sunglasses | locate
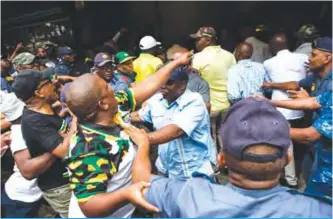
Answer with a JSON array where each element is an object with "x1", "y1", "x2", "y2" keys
[
  {"x1": 37, "y1": 75, "x2": 57, "y2": 89},
  {"x1": 37, "y1": 79, "x2": 51, "y2": 89}
]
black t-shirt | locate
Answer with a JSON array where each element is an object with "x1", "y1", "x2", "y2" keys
[{"x1": 21, "y1": 108, "x2": 69, "y2": 191}]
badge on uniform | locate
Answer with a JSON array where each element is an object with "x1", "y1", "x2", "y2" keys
[{"x1": 311, "y1": 83, "x2": 316, "y2": 92}]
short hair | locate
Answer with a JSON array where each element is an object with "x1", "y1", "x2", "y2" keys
[{"x1": 224, "y1": 144, "x2": 286, "y2": 181}]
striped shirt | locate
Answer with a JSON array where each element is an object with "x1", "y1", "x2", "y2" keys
[{"x1": 227, "y1": 59, "x2": 266, "y2": 104}]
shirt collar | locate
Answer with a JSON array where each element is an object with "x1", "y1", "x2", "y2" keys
[
  {"x1": 276, "y1": 49, "x2": 290, "y2": 56},
  {"x1": 202, "y1": 45, "x2": 221, "y2": 52},
  {"x1": 323, "y1": 69, "x2": 332, "y2": 80},
  {"x1": 79, "y1": 122, "x2": 122, "y2": 137},
  {"x1": 226, "y1": 183, "x2": 289, "y2": 198},
  {"x1": 237, "y1": 59, "x2": 252, "y2": 64},
  {"x1": 297, "y1": 42, "x2": 312, "y2": 49},
  {"x1": 140, "y1": 53, "x2": 155, "y2": 58}
]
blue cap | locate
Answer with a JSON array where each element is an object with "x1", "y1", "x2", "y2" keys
[
  {"x1": 220, "y1": 97, "x2": 291, "y2": 163},
  {"x1": 312, "y1": 37, "x2": 332, "y2": 53},
  {"x1": 169, "y1": 66, "x2": 189, "y2": 81},
  {"x1": 58, "y1": 47, "x2": 74, "y2": 57}
]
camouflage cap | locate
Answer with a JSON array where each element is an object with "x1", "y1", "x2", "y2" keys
[
  {"x1": 296, "y1": 24, "x2": 319, "y2": 40},
  {"x1": 255, "y1": 24, "x2": 269, "y2": 32},
  {"x1": 12, "y1": 52, "x2": 36, "y2": 69},
  {"x1": 190, "y1": 26, "x2": 216, "y2": 39},
  {"x1": 35, "y1": 41, "x2": 58, "y2": 50}
]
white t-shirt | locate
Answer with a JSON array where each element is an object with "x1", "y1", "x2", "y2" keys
[
  {"x1": 5, "y1": 124, "x2": 43, "y2": 203},
  {"x1": 68, "y1": 134, "x2": 137, "y2": 218},
  {"x1": 264, "y1": 50, "x2": 308, "y2": 120}
]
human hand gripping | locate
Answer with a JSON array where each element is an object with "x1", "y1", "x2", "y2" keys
[
  {"x1": 1, "y1": 131, "x2": 11, "y2": 157},
  {"x1": 124, "y1": 125, "x2": 149, "y2": 148},
  {"x1": 287, "y1": 87, "x2": 310, "y2": 99},
  {"x1": 262, "y1": 82, "x2": 273, "y2": 89},
  {"x1": 126, "y1": 181, "x2": 159, "y2": 213}
]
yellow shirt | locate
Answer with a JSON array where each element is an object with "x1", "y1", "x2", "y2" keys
[
  {"x1": 192, "y1": 46, "x2": 236, "y2": 112},
  {"x1": 133, "y1": 53, "x2": 163, "y2": 83}
]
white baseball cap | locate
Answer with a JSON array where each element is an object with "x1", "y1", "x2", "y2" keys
[{"x1": 139, "y1": 36, "x2": 161, "y2": 50}]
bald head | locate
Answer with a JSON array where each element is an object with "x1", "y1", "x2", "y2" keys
[
  {"x1": 167, "y1": 45, "x2": 189, "y2": 60},
  {"x1": 65, "y1": 74, "x2": 105, "y2": 121},
  {"x1": 235, "y1": 42, "x2": 253, "y2": 61},
  {"x1": 269, "y1": 33, "x2": 288, "y2": 55}
]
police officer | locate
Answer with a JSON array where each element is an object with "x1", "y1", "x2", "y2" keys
[
  {"x1": 262, "y1": 37, "x2": 332, "y2": 200},
  {"x1": 54, "y1": 47, "x2": 75, "y2": 76}
]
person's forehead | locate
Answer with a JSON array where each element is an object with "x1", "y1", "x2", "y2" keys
[
  {"x1": 100, "y1": 62, "x2": 113, "y2": 68},
  {"x1": 312, "y1": 48, "x2": 324, "y2": 56},
  {"x1": 120, "y1": 60, "x2": 133, "y2": 66}
]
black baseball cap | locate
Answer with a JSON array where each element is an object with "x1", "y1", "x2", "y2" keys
[
  {"x1": 220, "y1": 97, "x2": 291, "y2": 163},
  {"x1": 12, "y1": 68, "x2": 55, "y2": 102}
]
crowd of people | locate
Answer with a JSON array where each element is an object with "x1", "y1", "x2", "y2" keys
[{"x1": 0, "y1": 23, "x2": 332, "y2": 218}]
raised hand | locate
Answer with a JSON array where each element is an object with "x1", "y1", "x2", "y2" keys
[{"x1": 175, "y1": 50, "x2": 194, "y2": 66}]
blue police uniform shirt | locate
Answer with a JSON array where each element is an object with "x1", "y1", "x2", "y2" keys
[
  {"x1": 139, "y1": 89, "x2": 217, "y2": 179},
  {"x1": 305, "y1": 91, "x2": 332, "y2": 202},
  {"x1": 54, "y1": 59, "x2": 72, "y2": 76},
  {"x1": 146, "y1": 176, "x2": 332, "y2": 218},
  {"x1": 298, "y1": 70, "x2": 332, "y2": 119}
]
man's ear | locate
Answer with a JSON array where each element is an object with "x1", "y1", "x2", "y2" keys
[
  {"x1": 285, "y1": 150, "x2": 292, "y2": 167},
  {"x1": 217, "y1": 152, "x2": 227, "y2": 169},
  {"x1": 325, "y1": 54, "x2": 332, "y2": 64},
  {"x1": 98, "y1": 99, "x2": 109, "y2": 110},
  {"x1": 181, "y1": 81, "x2": 187, "y2": 90},
  {"x1": 34, "y1": 89, "x2": 44, "y2": 98}
]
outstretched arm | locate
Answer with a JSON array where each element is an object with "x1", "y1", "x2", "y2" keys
[
  {"x1": 271, "y1": 97, "x2": 321, "y2": 110},
  {"x1": 262, "y1": 81, "x2": 299, "y2": 91},
  {"x1": 253, "y1": 94, "x2": 321, "y2": 111},
  {"x1": 290, "y1": 127, "x2": 322, "y2": 144},
  {"x1": 131, "y1": 51, "x2": 193, "y2": 105}
]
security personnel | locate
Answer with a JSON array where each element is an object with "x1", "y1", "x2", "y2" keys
[{"x1": 54, "y1": 47, "x2": 75, "y2": 76}]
